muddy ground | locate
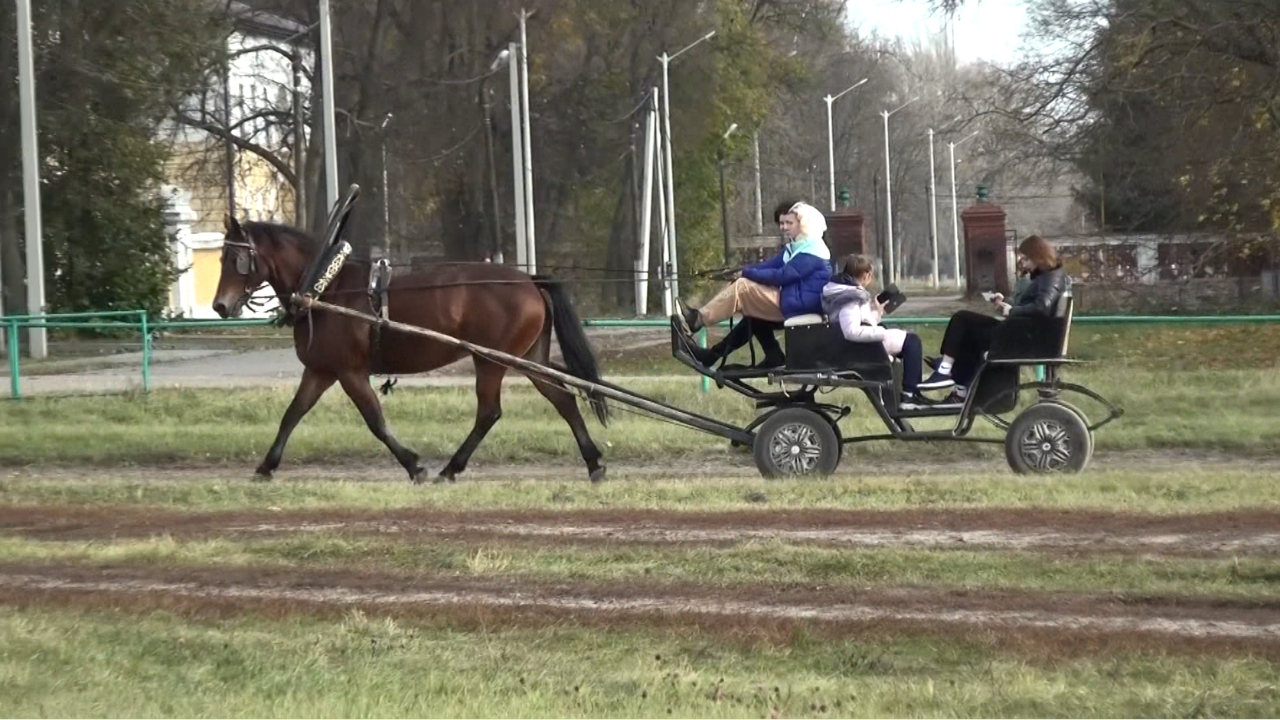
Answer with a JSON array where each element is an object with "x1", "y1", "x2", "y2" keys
[{"x1": 4, "y1": 449, "x2": 1279, "y2": 658}]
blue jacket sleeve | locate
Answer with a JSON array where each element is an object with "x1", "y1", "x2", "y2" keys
[
  {"x1": 741, "y1": 252, "x2": 784, "y2": 278},
  {"x1": 743, "y1": 253, "x2": 824, "y2": 288}
]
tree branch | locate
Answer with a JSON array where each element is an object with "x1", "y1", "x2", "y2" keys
[{"x1": 173, "y1": 109, "x2": 298, "y2": 187}]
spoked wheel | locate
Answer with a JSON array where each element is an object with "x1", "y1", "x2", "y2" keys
[
  {"x1": 752, "y1": 408, "x2": 841, "y2": 479},
  {"x1": 1005, "y1": 402, "x2": 1093, "y2": 475}
]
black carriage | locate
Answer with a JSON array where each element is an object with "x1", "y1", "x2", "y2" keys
[
  {"x1": 670, "y1": 292, "x2": 1123, "y2": 478},
  {"x1": 296, "y1": 185, "x2": 1122, "y2": 481}
]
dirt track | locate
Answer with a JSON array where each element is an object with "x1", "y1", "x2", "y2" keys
[
  {"x1": 5, "y1": 449, "x2": 1280, "y2": 657},
  {"x1": 4, "y1": 448, "x2": 1276, "y2": 483},
  {"x1": 4, "y1": 504, "x2": 1280, "y2": 557},
  {"x1": 2, "y1": 564, "x2": 1279, "y2": 649}
]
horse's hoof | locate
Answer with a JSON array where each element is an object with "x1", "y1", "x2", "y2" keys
[
  {"x1": 253, "y1": 469, "x2": 274, "y2": 483},
  {"x1": 434, "y1": 471, "x2": 457, "y2": 485},
  {"x1": 409, "y1": 466, "x2": 427, "y2": 485},
  {"x1": 589, "y1": 466, "x2": 607, "y2": 483}
]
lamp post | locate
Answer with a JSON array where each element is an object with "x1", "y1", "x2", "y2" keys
[
  {"x1": 380, "y1": 113, "x2": 393, "y2": 258},
  {"x1": 507, "y1": 41, "x2": 527, "y2": 271},
  {"x1": 949, "y1": 130, "x2": 979, "y2": 288},
  {"x1": 318, "y1": 0, "x2": 339, "y2": 211},
  {"x1": 927, "y1": 127, "x2": 938, "y2": 287},
  {"x1": 15, "y1": 0, "x2": 45, "y2": 356},
  {"x1": 517, "y1": 8, "x2": 536, "y2": 273},
  {"x1": 881, "y1": 95, "x2": 918, "y2": 284},
  {"x1": 658, "y1": 29, "x2": 716, "y2": 302},
  {"x1": 823, "y1": 77, "x2": 868, "y2": 211},
  {"x1": 717, "y1": 123, "x2": 739, "y2": 264},
  {"x1": 483, "y1": 48, "x2": 510, "y2": 263}
]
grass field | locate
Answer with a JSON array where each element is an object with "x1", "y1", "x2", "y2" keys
[
  {"x1": 2, "y1": 465, "x2": 1280, "y2": 716},
  {"x1": 0, "y1": 323, "x2": 1278, "y2": 716},
  {"x1": 4, "y1": 607, "x2": 1279, "y2": 718},
  {"x1": 0, "y1": 364, "x2": 1274, "y2": 466}
]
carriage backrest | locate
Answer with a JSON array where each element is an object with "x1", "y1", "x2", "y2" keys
[
  {"x1": 1057, "y1": 286, "x2": 1074, "y2": 356},
  {"x1": 784, "y1": 321, "x2": 895, "y2": 381},
  {"x1": 987, "y1": 280, "x2": 1075, "y2": 362}
]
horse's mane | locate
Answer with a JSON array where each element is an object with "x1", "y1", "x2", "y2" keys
[{"x1": 242, "y1": 221, "x2": 320, "y2": 255}]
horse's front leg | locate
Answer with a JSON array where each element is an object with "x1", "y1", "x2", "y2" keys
[
  {"x1": 337, "y1": 371, "x2": 426, "y2": 482},
  {"x1": 257, "y1": 368, "x2": 336, "y2": 480}
]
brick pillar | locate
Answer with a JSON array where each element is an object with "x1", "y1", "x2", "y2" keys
[
  {"x1": 961, "y1": 185, "x2": 1010, "y2": 297},
  {"x1": 824, "y1": 208, "x2": 867, "y2": 264}
]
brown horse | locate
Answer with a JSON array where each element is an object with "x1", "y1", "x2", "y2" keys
[{"x1": 211, "y1": 217, "x2": 608, "y2": 482}]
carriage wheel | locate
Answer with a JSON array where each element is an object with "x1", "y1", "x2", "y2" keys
[
  {"x1": 752, "y1": 408, "x2": 841, "y2": 479},
  {"x1": 1005, "y1": 402, "x2": 1092, "y2": 475}
]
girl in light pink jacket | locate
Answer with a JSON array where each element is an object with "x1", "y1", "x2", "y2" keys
[{"x1": 821, "y1": 255, "x2": 925, "y2": 409}]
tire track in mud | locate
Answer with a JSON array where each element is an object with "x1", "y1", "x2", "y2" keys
[
  {"x1": 5, "y1": 505, "x2": 1280, "y2": 557},
  {"x1": 2, "y1": 568, "x2": 1279, "y2": 642},
  {"x1": 234, "y1": 519, "x2": 1280, "y2": 555},
  {"x1": 6, "y1": 448, "x2": 1280, "y2": 483}
]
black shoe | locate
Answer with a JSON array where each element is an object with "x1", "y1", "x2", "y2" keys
[
  {"x1": 689, "y1": 343, "x2": 720, "y2": 366},
  {"x1": 671, "y1": 313, "x2": 691, "y2": 337},
  {"x1": 899, "y1": 391, "x2": 926, "y2": 410},
  {"x1": 919, "y1": 370, "x2": 955, "y2": 391},
  {"x1": 677, "y1": 299, "x2": 704, "y2": 333},
  {"x1": 754, "y1": 352, "x2": 786, "y2": 369},
  {"x1": 936, "y1": 390, "x2": 968, "y2": 407}
]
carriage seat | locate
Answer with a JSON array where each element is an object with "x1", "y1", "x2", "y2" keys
[
  {"x1": 782, "y1": 320, "x2": 895, "y2": 382},
  {"x1": 986, "y1": 285, "x2": 1075, "y2": 363},
  {"x1": 783, "y1": 313, "x2": 826, "y2": 327}
]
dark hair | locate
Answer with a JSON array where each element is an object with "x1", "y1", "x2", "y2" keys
[
  {"x1": 840, "y1": 254, "x2": 874, "y2": 280},
  {"x1": 772, "y1": 199, "x2": 800, "y2": 224},
  {"x1": 1018, "y1": 234, "x2": 1058, "y2": 271}
]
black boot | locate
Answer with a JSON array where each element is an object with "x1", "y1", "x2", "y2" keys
[
  {"x1": 677, "y1": 299, "x2": 704, "y2": 333},
  {"x1": 689, "y1": 342, "x2": 720, "y2": 367},
  {"x1": 753, "y1": 322, "x2": 786, "y2": 368},
  {"x1": 755, "y1": 351, "x2": 786, "y2": 369}
]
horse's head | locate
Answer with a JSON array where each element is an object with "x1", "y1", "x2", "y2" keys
[{"x1": 212, "y1": 216, "x2": 271, "y2": 318}]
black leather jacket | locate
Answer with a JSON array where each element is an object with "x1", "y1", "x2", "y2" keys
[{"x1": 1008, "y1": 265, "x2": 1067, "y2": 318}]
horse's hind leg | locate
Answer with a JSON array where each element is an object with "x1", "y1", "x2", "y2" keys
[
  {"x1": 527, "y1": 376, "x2": 605, "y2": 482},
  {"x1": 257, "y1": 367, "x2": 335, "y2": 480},
  {"x1": 438, "y1": 359, "x2": 506, "y2": 482},
  {"x1": 337, "y1": 372, "x2": 426, "y2": 482}
]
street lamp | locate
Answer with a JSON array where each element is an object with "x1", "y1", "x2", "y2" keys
[
  {"x1": 926, "y1": 127, "x2": 937, "y2": 288},
  {"x1": 380, "y1": 113, "x2": 393, "y2": 258},
  {"x1": 718, "y1": 123, "x2": 739, "y2": 264},
  {"x1": 949, "y1": 130, "x2": 979, "y2": 289},
  {"x1": 881, "y1": 95, "x2": 918, "y2": 284},
  {"x1": 659, "y1": 29, "x2": 716, "y2": 303},
  {"x1": 823, "y1": 77, "x2": 868, "y2": 211}
]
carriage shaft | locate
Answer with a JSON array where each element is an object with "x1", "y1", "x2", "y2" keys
[{"x1": 293, "y1": 295, "x2": 755, "y2": 445}]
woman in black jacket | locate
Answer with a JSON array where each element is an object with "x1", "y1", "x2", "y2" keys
[{"x1": 919, "y1": 235, "x2": 1068, "y2": 403}]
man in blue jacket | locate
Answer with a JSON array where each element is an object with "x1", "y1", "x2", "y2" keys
[{"x1": 675, "y1": 201, "x2": 832, "y2": 339}]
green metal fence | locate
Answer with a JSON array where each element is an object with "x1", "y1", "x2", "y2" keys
[{"x1": 3, "y1": 310, "x2": 1280, "y2": 398}]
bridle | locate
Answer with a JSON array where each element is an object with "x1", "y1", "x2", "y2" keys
[
  {"x1": 222, "y1": 234, "x2": 258, "y2": 276},
  {"x1": 220, "y1": 232, "x2": 268, "y2": 316}
]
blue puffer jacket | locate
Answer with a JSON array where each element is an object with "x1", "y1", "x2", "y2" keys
[{"x1": 741, "y1": 250, "x2": 832, "y2": 318}]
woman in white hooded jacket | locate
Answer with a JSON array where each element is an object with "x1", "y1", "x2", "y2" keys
[{"x1": 820, "y1": 255, "x2": 925, "y2": 408}]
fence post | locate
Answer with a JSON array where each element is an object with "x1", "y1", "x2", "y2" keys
[
  {"x1": 7, "y1": 319, "x2": 19, "y2": 399},
  {"x1": 140, "y1": 311, "x2": 151, "y2": 393}
]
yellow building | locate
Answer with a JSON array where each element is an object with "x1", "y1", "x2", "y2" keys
[{"x1": 162, "y1": 4, "x2": 307, "y2": 319}]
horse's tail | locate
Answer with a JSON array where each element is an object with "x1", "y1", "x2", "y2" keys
[{"x1": 533, "y1": 276, "x2": 609, "y2": 426}]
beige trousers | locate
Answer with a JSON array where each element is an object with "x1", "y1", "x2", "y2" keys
[{"x1": 698, "y1": 278, "x2": 785, "y2": 325}]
